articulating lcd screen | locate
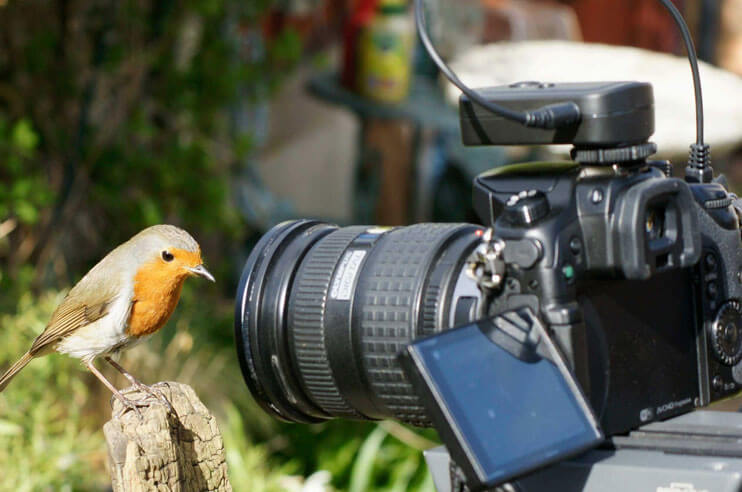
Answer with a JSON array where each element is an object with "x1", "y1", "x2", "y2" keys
[{"x1": 409, "y1": 321, "x2": 602, "y2": 486}]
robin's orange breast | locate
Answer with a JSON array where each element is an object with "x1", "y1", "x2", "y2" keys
[{"x1": 127, "y1": 261, "x2": 188, "y2": 337}]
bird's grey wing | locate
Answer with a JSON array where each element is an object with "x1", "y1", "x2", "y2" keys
[{"x1": 29, "y1": 265, "x2": 129, "y2": 355}]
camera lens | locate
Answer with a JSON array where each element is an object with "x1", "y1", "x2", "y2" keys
[{"x1": 235, "y1": 220, "x2": 483, "y2": 425}]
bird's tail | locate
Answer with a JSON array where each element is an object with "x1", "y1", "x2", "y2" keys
[{"x1": 0, "y1": 352, "x2": 33, "y2": 392}]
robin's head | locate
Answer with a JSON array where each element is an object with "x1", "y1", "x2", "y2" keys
[{"x1": 129, "y1": 225, "x2": 215, "y2": 283}]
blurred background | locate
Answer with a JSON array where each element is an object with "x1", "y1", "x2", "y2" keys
[{"x1": 0, "y1": 0, "x2": 740, "y2": 490}]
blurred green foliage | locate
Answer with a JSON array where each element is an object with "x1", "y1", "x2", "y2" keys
[
  {"x1": 0, "y1": 0, "x2": 275, "y2": 290},
  {"x1": 0, "y1": 291, "x2": 107, "y2": 491},
  {"x1": 0, "y1": 119, "x2": 51, "y2": 226},
  {"x1": 0, "y1": 0, "x2": 437, "y2": 489}
]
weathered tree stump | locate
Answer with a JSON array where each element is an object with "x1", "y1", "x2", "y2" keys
[{"x1": 103, "y1": 382, "x2": 232, "y2": 492}]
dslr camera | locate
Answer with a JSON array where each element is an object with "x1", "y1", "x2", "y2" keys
[{"x1": 234, "y1": 2, "x2": 742, "y2": 490}]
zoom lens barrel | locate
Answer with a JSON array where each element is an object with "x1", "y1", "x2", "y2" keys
[{"x1": 235, "y1": 220, "x2": 483, "y2": 425}]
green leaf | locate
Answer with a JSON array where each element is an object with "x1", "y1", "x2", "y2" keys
[
  {"x1": 11, "y1": 178, "x2": 33, "y2": 198},
  {"x1": 139, "y1": 198, "x2": 163, "y2": 225},
  {"x1": 10, "y1": 119, "x2": 38, "y2": 153},
  {"x1": 269, "y1": 27, "x2": 302, "y2": 65},
  {"x1": 349, "y1": 426, "x2": 388, "y2": 492},
  {"x1": 14, "y1": 201, "x2": 38, "y2": 224},
  {"x1": 0, "y1": 419, "x2": 22, "y2": 436}
]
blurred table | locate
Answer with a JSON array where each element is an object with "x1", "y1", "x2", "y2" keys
[
  {"x1": 307, "y1": 73, "x2": 461, "y2": 225},
  {"x1": 308, "y1": 72, "x2": 459, "y2": 131}
]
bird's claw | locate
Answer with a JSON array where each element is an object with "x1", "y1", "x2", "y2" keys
[
  {"x1": 111, "y1": 395, "x2": 148, "y2": 421},
  {"x1": 122, "y1": 382, "x2": 176, "y2": 415},
  {"x1": 146, "y1": 386, "x2": 176, "y2": 415}
]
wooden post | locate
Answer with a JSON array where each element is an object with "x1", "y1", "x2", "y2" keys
[{"x1": 103, "y1": 382, "x2": 232, "y2": 492}]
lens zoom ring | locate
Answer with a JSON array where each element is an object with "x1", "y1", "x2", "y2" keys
[
  {"x1": 360, "y1": 224, "x2": 469, "y2": 425},
  {"x1": 290, "y1": 227, "x2": 367, "y2": 418}
]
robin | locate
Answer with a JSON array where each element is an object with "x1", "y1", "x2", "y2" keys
[{"x1": 0, "y1": 224, "x2": 215, "y2": 416}]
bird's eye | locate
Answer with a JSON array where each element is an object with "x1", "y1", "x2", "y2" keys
[{"x1": 162, "y1": 250, "x2": 175, "y2": 262}]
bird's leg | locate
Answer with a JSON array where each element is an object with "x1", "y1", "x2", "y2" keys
[
  {"x1": 85, "y1": 361, "x2": 144, "y2": 420},
  {"x1": 104, "y1": 356, "x2": 175, "y2": 414}
]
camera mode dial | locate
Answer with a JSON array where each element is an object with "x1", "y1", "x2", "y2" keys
[
  {"x1": 710, "y1": 301, "x2": 742, "y2": 366},
  {"x1": 503, "y1": 190, "x2": 550, "y2": 226}
]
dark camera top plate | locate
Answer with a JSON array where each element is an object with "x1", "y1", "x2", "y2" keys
[{"x1": 460, "y1": 81, "x2": 655, "y2": 147}]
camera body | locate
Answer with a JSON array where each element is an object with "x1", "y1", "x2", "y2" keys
[
  {"x1": 235, "y1": 79, "x2": 742, "y2": 489},
  {"x1": 450, "y1": 81, "x2": 742, "y2": 436},
  {"x1": 469, "y1": 153, "x2": 742, "y2": 436}
]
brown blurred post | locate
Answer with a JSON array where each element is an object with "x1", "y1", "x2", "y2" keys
[
  {"x1": 103, "y1": 382, "x2": 232, "y2": 492},
  {"x1": 364, "y1": 120, "x2": 415, "y2": 226}
]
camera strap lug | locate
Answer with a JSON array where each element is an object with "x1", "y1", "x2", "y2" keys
[{"x1": 466, "y1": 228, "x2": 506, "y2": 293}]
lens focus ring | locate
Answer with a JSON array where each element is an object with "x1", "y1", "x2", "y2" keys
[
  {"x1": 289, "y1": 227, "x2": 369, "y2": 419},
  {"x1": 357, "y1": 224, "x2": 475, "y2": 425}
]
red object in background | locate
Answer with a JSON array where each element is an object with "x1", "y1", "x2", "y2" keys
[
  {"x1": 341, "y1": 0, "x2": 380, "y2": 90},
  {"x1": 568, "y1": 0, "x2": 682, "y2": 53},
  {"x1": 262, "y1": 0, "x2": 349, "y2": 52}
]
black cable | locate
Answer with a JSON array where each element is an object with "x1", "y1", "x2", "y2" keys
[
  {"x1": 414, "y1": 0, "x2": 710, "y2": 175},
  {"x1": 413, "y1": 0, "x2": 525, "y2": 124},
  {"x1": 655, "y1": 0, "x2": 712, "y2": 181},
  {"x1": 657, "y1": 0, "x2": 704, "y2": 145},
  {"x1": 413, "y1": 0, "x2": 580, "y2": 130}
]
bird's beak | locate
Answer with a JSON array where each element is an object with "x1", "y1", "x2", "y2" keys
[{"x1": 187, "y1": 264, "x2": 215, "y2": 282}]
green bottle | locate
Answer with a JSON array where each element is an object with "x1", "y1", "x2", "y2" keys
[{"x1": 358, "y1": 0, "x2": 415, "y2": 103}]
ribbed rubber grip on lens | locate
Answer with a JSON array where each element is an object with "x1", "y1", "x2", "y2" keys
[
  {"x1": 358, "y1": 224, "x2": 472, "y2": 425},
  {"x1": 289, "y1": 227, "x2": 368, "y2": 418}
]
